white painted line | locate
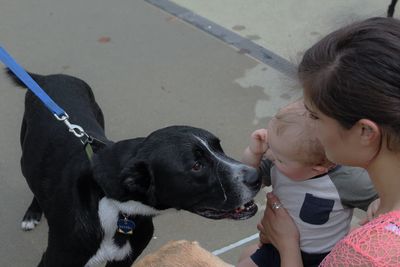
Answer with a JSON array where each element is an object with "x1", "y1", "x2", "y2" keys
[{"x1": 212, "y1": 233, "x2": 259, "y2": 256}]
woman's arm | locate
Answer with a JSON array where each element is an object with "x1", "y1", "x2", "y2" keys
[{"x1": 279, "y1": 244, "x2": 303, "y2": 267}]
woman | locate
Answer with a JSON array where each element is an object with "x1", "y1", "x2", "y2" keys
[{"x1": 261, "y1": 17, "x2": 400, "y2": 266}]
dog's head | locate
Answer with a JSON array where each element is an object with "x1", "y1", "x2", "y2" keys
[{"x1": 92, "y1": 126, "x2": 261, "y2": 220}]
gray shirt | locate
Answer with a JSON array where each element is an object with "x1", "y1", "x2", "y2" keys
[{"x1": 259, "y1": 160, "x2": 378, "y2": 253}]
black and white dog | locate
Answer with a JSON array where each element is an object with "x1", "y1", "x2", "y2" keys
[{"x1": 8, "y1": 71, "x2": 260, "y2": 267}]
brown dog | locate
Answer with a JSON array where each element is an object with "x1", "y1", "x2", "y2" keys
[{"x1": 133, "y1": 240, "x2": 232, "y2": 267}]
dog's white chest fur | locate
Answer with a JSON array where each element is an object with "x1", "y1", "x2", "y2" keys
[{"x1": 85, "y1": 197, "x2": 160, "y2": 267}]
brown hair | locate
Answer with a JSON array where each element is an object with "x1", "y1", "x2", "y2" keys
[{"x1": 299, "y1": 17, "x2": 400, "y2": 150}]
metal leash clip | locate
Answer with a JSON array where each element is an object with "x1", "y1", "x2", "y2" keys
[
  {"x1": 54, "y1": 113, "x2": 89, "y2": 141},
  {"x1": 54, "y1": 113, "x2": 96, "y2": 160}
]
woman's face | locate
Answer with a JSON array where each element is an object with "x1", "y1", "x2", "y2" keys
[{"x1": 303, "y1": 97, "x2": 364, "y2": 166}]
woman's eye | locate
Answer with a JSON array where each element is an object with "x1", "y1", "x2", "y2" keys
[{"x1": 192, "y1": 161, "x2": 203, "y2": 171}]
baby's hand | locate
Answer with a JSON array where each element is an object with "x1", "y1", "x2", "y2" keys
[
  {"x1": 249, "y1": 129, "x2": 269, "y2": 156},
  {"x1": 359, "y1": 198, "x2": 380, "y2": 225},
  {"x1": 242, "y1": 129, "x2": 268, "y2": 168}
]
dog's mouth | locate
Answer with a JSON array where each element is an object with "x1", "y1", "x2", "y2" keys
[{"x1": 193, "y1": 200, "x2": 257, "y2": 220}]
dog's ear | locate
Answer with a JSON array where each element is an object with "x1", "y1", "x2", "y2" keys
[
  {"x1": 121, "y1": 160, "x2": 152, "y2": 194},
  {"x1": 91, "y1": 145, "x2": 155, "y2": 202},
  {"x1": 119, "y1": 159, "x2": 158, "y2": 205}
]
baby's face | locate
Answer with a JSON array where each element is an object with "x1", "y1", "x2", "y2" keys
[{"x1": 265, "y1": 119, "x2": 315, "y2": 181}]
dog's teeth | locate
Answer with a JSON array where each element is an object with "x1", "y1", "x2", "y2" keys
[{"x1": 244, "y1": 202, "x2": 256, "y2": 211}]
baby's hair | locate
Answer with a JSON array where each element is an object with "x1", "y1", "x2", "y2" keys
[
  {"x1": 272, "y1": 104, "x2": 329, "y2": 166},
  {"x1": 299, "y1": 17, "x2": 400, "y2": 151}
]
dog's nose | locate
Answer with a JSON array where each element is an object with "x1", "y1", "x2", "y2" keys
[{"x1": 241, "y1": 167, "x2": 261, "y2": 189}]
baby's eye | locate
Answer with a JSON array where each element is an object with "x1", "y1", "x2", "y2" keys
[{"x1": 308, "y1": 113, "x2": 319, "y2": 120}]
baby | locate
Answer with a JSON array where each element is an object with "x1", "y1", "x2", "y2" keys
[{"x1": 239, "y1": 100, "x2": 377, "y2": 267}]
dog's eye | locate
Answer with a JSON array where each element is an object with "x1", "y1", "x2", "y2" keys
[{"x1": 192, "y1": 161, "x2": 203, "y2": 172}]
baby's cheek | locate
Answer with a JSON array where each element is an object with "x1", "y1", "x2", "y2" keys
[{"x1": 264, "y1": 150, "x2": 274, "y2": 161}]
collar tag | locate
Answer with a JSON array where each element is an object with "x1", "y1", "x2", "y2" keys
[{"x1": 117, "y1": 214, "x2": 135, "y2": 235}]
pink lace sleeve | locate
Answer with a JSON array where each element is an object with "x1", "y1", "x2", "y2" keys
[{"x1": 320, "y1": 210, "x2": 400, "y2": 267}]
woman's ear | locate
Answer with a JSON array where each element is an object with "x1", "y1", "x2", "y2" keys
[{"x1": 358, "y1": 119, "x2": 381, "y2": 146}]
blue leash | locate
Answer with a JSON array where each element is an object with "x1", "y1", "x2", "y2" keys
[
  {"x1": 0, "y1": 46, "x2": 66, "y2": 117},
  {"x1": 0, "y1": 45, "x2": 95, "y2": 159}
]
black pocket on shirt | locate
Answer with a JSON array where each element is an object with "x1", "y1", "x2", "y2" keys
[{"x1": 299, "y1": 193, "x2": 334, "y2": 225}]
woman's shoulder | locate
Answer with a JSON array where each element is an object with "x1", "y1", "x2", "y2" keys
[
  {"x1": 367, "y1": 209, "x2": 400, "y2": 231},
  {"x1": 348, "y1": 209, "x2": 400, "y2": 240},
  {"x1": 322, "y1": 209, "x2": 400, "y2": 266}
]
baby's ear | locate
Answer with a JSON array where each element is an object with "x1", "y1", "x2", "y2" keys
[{"x1": 311, "y1": 165, "x2": 329, "y2": 175}]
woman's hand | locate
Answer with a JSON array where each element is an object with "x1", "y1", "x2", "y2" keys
[{"x1": 258, "y1": 193, "x2": 303, "y2": 266}]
